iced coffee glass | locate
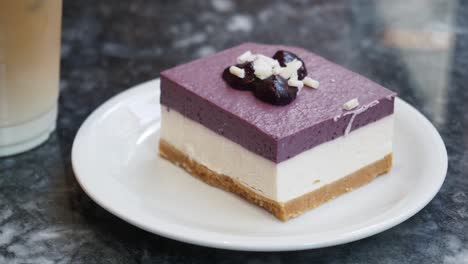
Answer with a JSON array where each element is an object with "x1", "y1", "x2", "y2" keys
[{"x1": 0, "y1": 0, "x2": 62, "y2": 156}]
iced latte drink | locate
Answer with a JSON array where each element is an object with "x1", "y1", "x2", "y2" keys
[{"x1": 0, "y1": 0, "x2": 62, "y2": 156}]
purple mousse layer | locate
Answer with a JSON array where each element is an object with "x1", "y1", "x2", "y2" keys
[{"x1": 160, "y1": 43, "x2": 396, "y2": 163}]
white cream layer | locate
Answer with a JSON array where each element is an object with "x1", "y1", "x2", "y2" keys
[{"x1": 160, "y1": 107, "x2": 393, "y2": 203}]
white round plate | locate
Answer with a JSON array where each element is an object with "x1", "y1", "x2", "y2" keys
[{"x1": 72, "y1": 79, "x2": 447, "y2": 251}]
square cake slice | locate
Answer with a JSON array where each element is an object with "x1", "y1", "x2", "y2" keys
[{"x1": 159, "y1": 43, "x2": 395, "y2": 221}]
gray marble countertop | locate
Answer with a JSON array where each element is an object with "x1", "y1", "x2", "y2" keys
[{"x1": 1, "y1": 0, "x2": 467, "y2": 263}]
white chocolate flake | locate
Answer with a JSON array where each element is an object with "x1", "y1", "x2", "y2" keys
[
  {"x1": 303, "y1": 77, "x2": 319, "y2": 89},
  {"x1": 286, "y1": 59, "x2": 303, "y2": 70},
  {"x1": 253, "y1": 59, "x2": 273, "y2": 80},
  {"x1": 272, "y1": 65, "x2": 283, "y2": 75},
  {"x1": 343, "y1": 98, "x2": 359, "y2": 110},
  {"x1": 256, "y1": 54, "x2": 280, "y2": 67},
  {"x1": 288, "y1": 78, "x2": 304, "y2": 89},
  {"x1": 237, "y1": 50, "x2": 256, "y2": 64},
  {"x1": 279, "y1": 66, "x2": 296, "y2": 79},
  {"x1": 229, "y1": 65, "x2": 245, "y2": 78},
  {"x1": 279, "y1": 59, "x2": 302, "y2": 79}
]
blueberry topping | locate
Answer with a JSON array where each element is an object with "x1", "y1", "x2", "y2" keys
[
  {"x1": 223, "y1": 50, "x2": 308, "y2": 106},
  {"x1": 222, "y1": 62, "x2": 255, "y2": 90},
  {"x1": 253, "y1": 75, "x2": 297, "y2": 106},
  {"x1": 273, "y1": 50, "x2": 307, "y2": 80}
]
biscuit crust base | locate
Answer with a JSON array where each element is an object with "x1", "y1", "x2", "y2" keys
[{"x1": 159, "y1": 139, "x2": 393, "y2": 221}]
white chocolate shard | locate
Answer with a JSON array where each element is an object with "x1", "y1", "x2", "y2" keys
[
  {"x1": 343, "y1": 98, "x2": 360, "y2": 110},
  {"x1": 303, "y1": 77, "x2": 319, "y2": 89},
  {"x1": 253, "y1": 59, "x2": 273, "y2": 80},
  {"x1": 229, "y1": 66, "x2": 245, "y2": 78},
  {"x1": 256, "y1": 54, "x2": 280, "y2": 67},
  {"x1": 286, "y1": 59, "x2": 302, "y2": 70},
  {"x1": 272, "y1": 65, "x2": 283, "y2": 75},
  {"x1": 279, "y1": 66, "x2": 296, "y2": 79},
  {"x1": 279, "y1": 59, "x2": 302, "y2": 79},
  {"x1": 287, "y1": 78, "x2": 304, "y2": 89},
  {"x1": 237, "y1": 50, "x2": 256, "y2": 64}
]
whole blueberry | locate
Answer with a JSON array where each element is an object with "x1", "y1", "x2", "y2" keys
[
  {"x1": 222, "y1": 62, "x2": 255, "y2": 90},
  {"x1": 273, "y1": 50, "x2": 308, "y2": 80},
  {"x1": 253, "y1": 75, "x2": 298, "y2": 106}
]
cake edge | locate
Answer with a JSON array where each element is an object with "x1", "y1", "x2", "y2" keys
[{"x1": 159, "y1": 139, "x2": 393, "y2": 221}]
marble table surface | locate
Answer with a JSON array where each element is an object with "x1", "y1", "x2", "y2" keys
[{"x1": 1, "y1": 0, "x2": 467, "y2": 263}]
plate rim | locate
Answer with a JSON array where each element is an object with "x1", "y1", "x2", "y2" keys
[{"x1": 72, "y1": 78, "x2": 448, "y2": 251}]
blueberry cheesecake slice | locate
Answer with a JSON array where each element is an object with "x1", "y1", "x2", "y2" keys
[{"x1": 159, "y1": 43, "x2": 395, "y2": 221}]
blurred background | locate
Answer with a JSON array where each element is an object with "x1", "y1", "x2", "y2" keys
[
  {"x1": 61, "y1": 0, "x2": 464, "y2": 128},
  {"x1": 1, "y1": 0, "x2": 467, "y2": 263}
]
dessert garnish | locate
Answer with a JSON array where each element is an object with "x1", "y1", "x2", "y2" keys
[
  {"x1": 303, "y1": 77, "x2": 319, "y2": 89},
  {"x1": 223, "y1": 50, "x2": 319, "y2": 106},
  {"x1": 343, "y1": 98, "x2": 359, "y2": 110},
  {"x1": 229, "y1": 66, "x2": 245, "y2": 78},
  {"x1": 237, "y1": 50, "x2": 256, "y2": 64}
]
